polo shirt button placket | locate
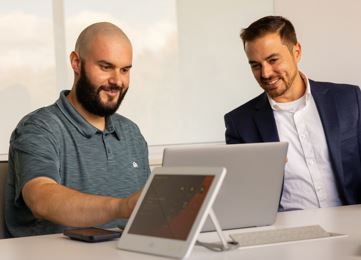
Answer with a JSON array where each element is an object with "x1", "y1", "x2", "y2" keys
[{"x1": 103, "y1": 133, "x2": 112, "y2": 160}]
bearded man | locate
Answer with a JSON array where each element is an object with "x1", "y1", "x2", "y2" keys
[{"x1": 5, "y1": 22, "x2": 150, "y2": 237}]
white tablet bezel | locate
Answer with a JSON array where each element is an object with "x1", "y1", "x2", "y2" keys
[{"x1": 117, "y1": 166, "x2": 226, "y2": 259}]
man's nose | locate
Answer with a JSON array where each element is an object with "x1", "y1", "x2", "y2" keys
[
  {"x1": 109, "y1": 71, "x2": 123, "y2": 87},
  {"x1": 261, "y1": 64, "x2": 273, "y2": 79}
]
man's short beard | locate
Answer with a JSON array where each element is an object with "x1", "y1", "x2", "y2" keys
[{"x1": 75, "y1": 62, "x2": 127, "y2": 117}]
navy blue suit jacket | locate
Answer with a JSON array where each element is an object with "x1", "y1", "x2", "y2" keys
[{"x1": 224, "y1": 79, "x2": 361, "y2": 205}]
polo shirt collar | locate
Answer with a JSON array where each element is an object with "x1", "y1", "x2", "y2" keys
[
  {"x1": 56, "y1": 90, "x2": 120, "y2": 140},
  {"x1": 106, "y1": 117, "x2": 121, "y2": 140}
]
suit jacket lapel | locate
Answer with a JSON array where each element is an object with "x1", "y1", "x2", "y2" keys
[
  {"x1": 254, "y1": 93, "x2": 279, "y2": 142},
  {"x1": 311, "y1": 82, "x2": 345, "y2": 195}
]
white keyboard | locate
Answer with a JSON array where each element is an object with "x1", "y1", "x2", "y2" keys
[{"x1": 231, "y1": 225, "x2": 330, "y2": 247}]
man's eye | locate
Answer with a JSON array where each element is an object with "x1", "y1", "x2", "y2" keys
[
  {"x1": 100, "y1": 65, "x2": 112, "y2": 70},
  {"x1": 269, "y1": 58, "x2": 278, "y2": 64},
  {"x1": 250, "y1": 64, "x2": 260, "y2": 70}
]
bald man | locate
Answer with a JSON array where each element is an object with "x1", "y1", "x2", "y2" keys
[{"x1": 5, "y1": 22, "x2": 150, "y2": 237}]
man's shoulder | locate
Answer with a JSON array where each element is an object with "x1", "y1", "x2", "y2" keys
[
  {"x1": 16, "y1": 104, "x2": 61, "y2": 132},
  {"x1": 9, "y1": 104, "x2": 62, "y2": 156},
  {"x1": 225, "y1": 92, "x2": 267, "y2": 119},
  {"x1": 310, "y1": 79, "x2": 359, "y2": 93}
]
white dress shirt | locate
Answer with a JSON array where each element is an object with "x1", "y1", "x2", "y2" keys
[{"x1": 268, "y1": 73, "x2": 342, "y2": 211}]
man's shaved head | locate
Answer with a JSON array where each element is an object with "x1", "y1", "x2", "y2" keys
[{"x1": 75, "y1": 22, "x2": 131, "y2": 58}]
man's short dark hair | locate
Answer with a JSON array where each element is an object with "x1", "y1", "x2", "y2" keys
[{"x1": 240, "y1": 16, "x2": 297, "y2": 51}]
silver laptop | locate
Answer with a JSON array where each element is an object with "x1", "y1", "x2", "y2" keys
[{"x1": 162, "y1": 142, "x2": 288, "y2": 232}]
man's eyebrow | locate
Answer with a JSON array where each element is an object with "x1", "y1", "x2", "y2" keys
[
  {"x1": 97, "y1": 60, "x2": 132, "y2": 69},
  {"x1": 97, "y1": 60, "x2": 114, "y2": 66},
  {"x1": 122, "y1": 65, "x2": 132, "y2": 69},
  {"x1": 265, "y1": 53, "x2": 279, "y2": 60},
  {"x1": 248, "y1": 53, "x2": 279, "y2": 64}
]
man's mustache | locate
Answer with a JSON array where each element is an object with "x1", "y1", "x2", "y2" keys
[{"x1": 97, "y1": 85, "x2": 123, "y2": 93}]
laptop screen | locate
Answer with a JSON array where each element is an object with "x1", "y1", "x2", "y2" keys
[
  {"x1": 162, "y1": 143, "x2": 288, "y2": 231},
  {"x1": 128, "y1": 174, "x2": 215, "y2": 240}
]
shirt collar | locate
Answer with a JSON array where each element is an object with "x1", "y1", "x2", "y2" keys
[
  {"x1": 56, "y1": 90, "x2": 120, "y2": 140},
  {"x1": 106, "y1": 117, "x2": 121, "y2": 140},
  {"x1": 268, "y1": 72, "x2": 312, "y2": 112}
]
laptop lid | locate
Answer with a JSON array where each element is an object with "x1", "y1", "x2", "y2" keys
[
  {"x1": 162, "y1": 142, "x2": 288, "y2": 232},
  {"x1": 118, "y1": 166, "x2": 226, "y2": 259}
]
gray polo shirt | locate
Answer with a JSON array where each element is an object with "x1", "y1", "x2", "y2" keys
[{"x1": 5, "y1": 90, "x2": 150, "y2": 237}]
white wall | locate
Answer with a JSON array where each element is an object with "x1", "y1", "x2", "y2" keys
[
  {"x1": 275, "y1": 0, "x2": 361, "y2": 87},
  {"x1": 0, "y1": 0, "x2": 274, "y2": 156},
  {"x1": 157, "y1": 0, "x2": 272, "y2": 145},
  {"x1": 2, "y1": 1, "x2": 360, "y2": 160}
]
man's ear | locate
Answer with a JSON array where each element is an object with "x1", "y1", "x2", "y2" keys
[
  {"x1": 70, "y1": 51, "x2": 81, "y2": 75},
  {"x1": 293, "y1": 42, "x2": 302, "y2": 62}
]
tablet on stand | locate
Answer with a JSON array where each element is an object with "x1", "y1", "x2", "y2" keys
[{"x1": 118, "y1": 166, "x2": 231, "y2": 259}]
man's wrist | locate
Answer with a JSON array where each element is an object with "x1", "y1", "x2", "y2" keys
[{"x1": 113, "y1": 197, "x2": 130, "y2": 219}]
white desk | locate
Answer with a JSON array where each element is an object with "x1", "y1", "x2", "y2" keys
[{"x1": 1, "y1": 205, "x2": 360, "y2": 260}]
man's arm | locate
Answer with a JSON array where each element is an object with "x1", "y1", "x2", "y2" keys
[
  {"x1": 355, "y1": 86, "x2": 361, "y2": 169},
  {"x1": 224, "y1": 113, "x2": 243, "y2": 144},
  {"x1": 22, "y1": 177, "x2": 140, "y2": 227}
]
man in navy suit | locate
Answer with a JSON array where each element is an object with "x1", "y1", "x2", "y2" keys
[{"x1": 224, "y1": 16, "x2": 361, "y2": 211}]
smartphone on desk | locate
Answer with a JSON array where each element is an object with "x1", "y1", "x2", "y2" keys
[{"x1": 64, "y1": 227, "x2": 122, "y2": 242}]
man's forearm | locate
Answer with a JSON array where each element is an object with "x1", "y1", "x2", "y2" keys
[{"x1": 22, "y1": 177, "x2": 135, "y2": 227}]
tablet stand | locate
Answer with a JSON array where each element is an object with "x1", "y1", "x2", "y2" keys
[{"x1": 196, "y1": 208, "x2": 239, "y2": 252}]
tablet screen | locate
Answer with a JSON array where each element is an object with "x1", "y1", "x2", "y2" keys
[{"x1": 128, "y1": 174, "x2": 214, "y2": 240}]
